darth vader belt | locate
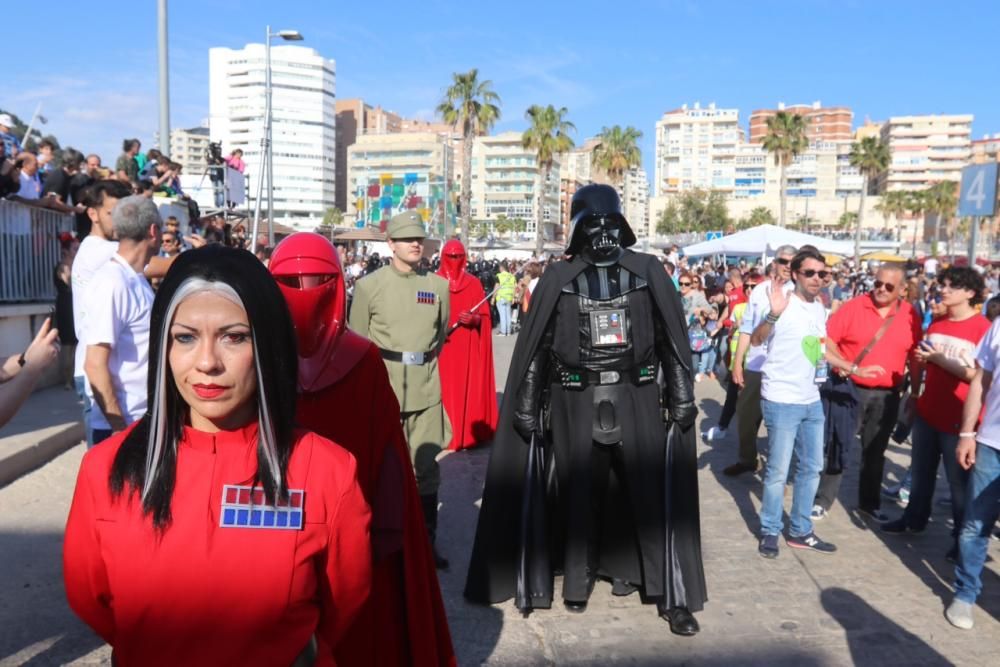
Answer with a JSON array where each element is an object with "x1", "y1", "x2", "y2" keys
[
  {"x1": 557, "y1": 364, "x2": 656, "y2": 389},
  {"x1": 378, "y1": 347, "x2": 438, "y2": 365}
]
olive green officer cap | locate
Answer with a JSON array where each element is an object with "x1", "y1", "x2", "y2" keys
[{"x1": 386, "y1": 211, "x2": 427, "y2": 239}]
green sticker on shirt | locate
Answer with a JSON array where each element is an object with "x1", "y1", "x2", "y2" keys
[{"x1": 802, "y1": 335, "x2": 822, "y2": 365}]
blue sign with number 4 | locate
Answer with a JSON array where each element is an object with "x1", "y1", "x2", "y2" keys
[{"x1": 958, "y1": 163, "x2": 998, "y2": 217}]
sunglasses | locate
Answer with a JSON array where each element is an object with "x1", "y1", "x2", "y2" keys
[
  {"x1": 798, "y1": 269, "x2": 830, "y2": 279},
  {"x1": 679, "y1": 281, "x2": 692, "y2": 286},
  {"x1": 873, "y1": 280, "x2": 897, "y2": 293},
  {"x1": 774, "y1": 257, "x2": 791, "y2": 266}
]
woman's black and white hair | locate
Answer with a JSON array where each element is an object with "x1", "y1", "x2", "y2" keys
[{"x1": 110, "y1": 245, "x2": 299, "y2": 529}]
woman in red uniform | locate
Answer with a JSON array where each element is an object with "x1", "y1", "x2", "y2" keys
[{"x1": 63, "y1": 245, "x2": 372, "y2": 666}]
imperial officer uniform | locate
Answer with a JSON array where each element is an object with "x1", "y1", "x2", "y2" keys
[
  {"x1": 349, "y1": 211, "x2": 452, "y2": 567},
  {"x1": 465, "y1": 185, "x2": 707, "y2": 636}
]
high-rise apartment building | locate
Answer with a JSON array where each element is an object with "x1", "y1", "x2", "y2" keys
[
  {"x1": 169, "y1": 126, "x2": 212, "y2": 176},
  {"x1": 971, "y1": 134, "x2": 1000, "y2": 164},
  {"x1": 878, "y1": 114, "x2": 973, "y2": 192},
  {"x1": 334, "y1": 100, "x2": 403, "y2": 211},
  {"x1": 748, "y1": 102, "x2": 853, "y2": 144},
  {"x1": 209, "y1": 43, "x2": 336, "y2": 224},
  {"x1": 654, "y1": 103, "x2": 741, "y2": 197},
  {"x1": 621, "y1": 167, "x2": 650, "y2": 239},
  {"x1": 346, "y1": 132, "x2": 454, "y2": 235},
  {"x1": 471, "y1": 131, "x2": 561, "y2": 240}
]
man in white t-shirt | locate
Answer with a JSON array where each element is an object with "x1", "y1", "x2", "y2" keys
[
  {"x1": 947, "y1": 317, "x2": 1000, "y2": 629},
  {"x1": 718, "y1": 245, "x2": 797, "y2": 475},
  {"x1": 83, "y1": 196, "x2": 162, "y2": 444},
  {"x1": 754, "y1": 248, "x2": 839, "y2": 559}
]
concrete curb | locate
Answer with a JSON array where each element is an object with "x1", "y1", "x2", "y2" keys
[{"x1": 0, "y1": 421, "x2": 84, "y2": 488}]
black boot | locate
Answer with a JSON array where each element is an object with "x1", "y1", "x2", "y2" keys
[
  {"x1": 659, "y1": 606, "x2": 700, "y2": 636},
  {"x1": 420, "y1": 494, "x2": 449, "y2": 570}
]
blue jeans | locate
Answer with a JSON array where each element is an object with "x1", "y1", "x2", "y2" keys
[
  {"x1": 496, "y1": 298, "x2": 512, "y2": 335},
  {"x1": 695, "y1": 346, "x2": 717, "y2": 375},
  {"x1": 74, "y1": 375, "x2": 95, "y2": 448},
  {"x1": 759, "y1": 399, "x2": 825, "y2": 537},
  {"x1": 954, "y1": 443, "x2": 1000, "y2": 604},
  {"x1": 901, "y1": 415, "x2": 967, "y2": 534}
]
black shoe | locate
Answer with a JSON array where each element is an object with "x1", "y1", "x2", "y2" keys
[
  {"x1": 564, "y1": 600, "x2": 587, "y2": 613},
  {"x1": 786, "y1": 532, "x2": 837, "y2": 554},
  {"x1": 758, "y1": 534, "x2": 779, "y2": 559},
  {"x1": 723, "y1": 460, "x2": 758, "y2": 477},
  {"x1": 857, "y1": 507, "x2": 890, "y2": 523},
  {"x1": 660, "y1": 606, "x2": 700, "y2": 636},
  {"x1": 881, "y1": 518, "x2": 924, "y2": 535},
  {"x1": 433, "y1": 546, "x2": 450, "y2": 570}
]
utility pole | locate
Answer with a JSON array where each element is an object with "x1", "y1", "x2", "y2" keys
[{"x1": 157, "y1": 0, "x2": 170, "y2": 153}]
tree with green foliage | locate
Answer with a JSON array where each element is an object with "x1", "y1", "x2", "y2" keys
[
  {"x1": 656, "y1": 189, "x2": 730, "y2": 235},
  {"x1": 591, "y1": 125, "x2": 643, "y2": 186},
  {"x1": 322, "y1": 207, "x2": 344, "y2": 229},
  {"x1": 522, "y1": 104, "x2": 575, "y2": 256},
  {"x1": 848, "y1": 136, "x2": 890, "y2": 258},
  {"x1": 493, "y1": 214, "x2": 512, "y2": 239},
  {"x1": 876, "y1": 190, "x2": 909, "y2": 242},
  {"x1": 761, "y1": 111, "x2": 809, "y2": 228},
  {"x1": 437, "y1": 69, "x2": 501, "y2": 244},
  {"x1": 735, "y1": 206, "x2": 777, "y2": 230},
  {"x1": 924, "y1": 181, "x2": 958, "y2": 258},
  {"x1": 905, "y1": 190, "x2": 928, "y2": 257},
  {"x1": 838, "y1": 211, "x2": 858, "y2": 230}
]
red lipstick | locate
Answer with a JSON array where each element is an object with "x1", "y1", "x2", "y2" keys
[{"x1": 193, "y1": 384, "x2": 226, "y2": 399}]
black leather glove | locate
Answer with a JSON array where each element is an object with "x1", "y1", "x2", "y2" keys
[
  {"x1": 513, "y1": 352, "x2": 545, "y2": 442},
  {"x1": 668, "y1": 400, "x2": 697, "y2": 430}
]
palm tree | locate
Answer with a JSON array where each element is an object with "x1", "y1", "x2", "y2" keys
[
  {"x1": 591, "y1": 125, "x2": 643, "y2": 186},
  {"x1": 848, "y1": 136, "x2": 890, "y2": 260},
  {"x1": 761, "y1": 111, "x2": 809, "y2": 228},
  {"x1": 522, "y1": 105, "x2": 575, "y2": 256},
  {"x1": 437, "y1": 69, "x2": 501, "y2": 243},
  {"x1": 878, "y1": 190, "x2": 909, "y2": 245},
  {"x1": 925, "y1": 181, "x2": 958, "y2": 261},
  {"x1": 905, "y1": 190, "x2": 928, "y2": 257}
]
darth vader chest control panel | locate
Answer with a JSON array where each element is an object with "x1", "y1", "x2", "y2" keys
[{"x1": 590, "y1": 308, "x2": 628, "y2": 346}]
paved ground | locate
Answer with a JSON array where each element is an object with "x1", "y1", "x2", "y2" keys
[{"x1": 1, "y1": 332, "x2": 999, "y2": 665}]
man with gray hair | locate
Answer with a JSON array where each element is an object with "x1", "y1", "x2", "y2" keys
[
  {"x1": 722, "y1": 244, "x2": 797, "y2": 476},
  {"x1": 82, "y1": 195, "x2": 162, "y2": 444}
]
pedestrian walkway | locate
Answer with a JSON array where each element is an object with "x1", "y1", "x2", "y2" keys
[{"x1": 0, "y1": 385, "x2": 83, "y2": 487}]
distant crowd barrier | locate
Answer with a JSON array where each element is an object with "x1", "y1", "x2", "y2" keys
[{"x1": 0, "y1": 199, "x2": 74, "y2": 303}]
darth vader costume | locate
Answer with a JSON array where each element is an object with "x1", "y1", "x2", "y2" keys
[{"x1": 464, "y1": 185, "x2": 706, "y2": 635}]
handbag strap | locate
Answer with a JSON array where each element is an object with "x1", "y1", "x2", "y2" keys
[{"x1": 852, "y1": 301, "x2": 900, "y2": 367}]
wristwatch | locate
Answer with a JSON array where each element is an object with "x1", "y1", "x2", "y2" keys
[{"x1": 850, "y1": 363, "x2": 858, "y2": 376}]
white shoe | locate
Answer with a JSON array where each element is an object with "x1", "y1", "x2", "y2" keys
[
  {"x1": 695, "y1": 373, "x2": 704, "y2": 383},
  {"x1": 811, "y1": 505, "x2": 827, "y2": 521},
  {"x1": 945, "y1": 599, "x2": 974, "y2": 629},
  {"x1": 703, "y1": 426, "x2": 727, "y2": 441}
]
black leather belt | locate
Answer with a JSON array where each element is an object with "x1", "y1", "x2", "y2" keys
[
  {"x1": 557, "y1": 364, "x2": 656, "y2": 389},
  {"x1": 379, "y1": 347, "x2": 438, "y2": 365}
]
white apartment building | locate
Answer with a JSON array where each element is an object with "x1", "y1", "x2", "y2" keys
[
  {"x1": 346, "y1": 132, "x2": 454, "y2": 236},
  {"x1": 879, "y1": 114, "x2": 973, "y2": 192},
  {"x1": 169, "y1": 126, "x2": 212, "y2": 176},
  {"x1": 471, "y1": 132, "x2": 561, "y2": 240},
  {"x1": 620, "y1": 167, "x2": 650, "y2": 239},
  {"x1": 209, "y1": 43, "x2": 336, "y2": 224},
  {"x1": 654, "y1": 102, "x2": 742, "y2": 197}
]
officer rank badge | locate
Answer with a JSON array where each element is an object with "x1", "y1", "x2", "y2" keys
[
  {"x1": 219, "y1": 484, "x2": 304, "y2": 530},
  {"x1": 416, "y1": 290, "x2": 437, "y2": 305}
]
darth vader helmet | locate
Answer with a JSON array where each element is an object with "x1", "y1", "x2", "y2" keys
[{"x1": 565, "y1": 184, "x2": 636, "y2": 266}]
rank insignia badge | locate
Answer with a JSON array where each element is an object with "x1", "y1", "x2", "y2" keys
[
  {"x1": 220, "y1": 485, "x2": 304, "y2": 530},
  {"x1": 416, "y1": 290, "x2": 436, "y2": 305}
]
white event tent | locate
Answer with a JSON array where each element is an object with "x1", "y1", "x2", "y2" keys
[{"x1": 681, "y1": 224, "x2": 854, "y2": 261}]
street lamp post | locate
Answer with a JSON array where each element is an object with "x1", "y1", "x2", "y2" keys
[{"x1": 263, "y1": 25, "x2": 303, "y2": 247}]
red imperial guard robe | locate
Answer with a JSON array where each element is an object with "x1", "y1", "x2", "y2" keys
[
  {"x1": 63, "y1": 424, "x2": 372, "y2": 666},
  {"x1": 270, "y1": 233, "x2": 455, "y2": 667},
  {"x1": 436, "y1": 240, "x2": 498, "y2": 451}
]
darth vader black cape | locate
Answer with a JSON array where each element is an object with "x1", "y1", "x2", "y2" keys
[{"x1": 464, "y1": 250, "x2": 707, "y2": 612}]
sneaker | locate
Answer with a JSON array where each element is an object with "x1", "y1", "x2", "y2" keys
[
  {"x1": 882, "y1": 484, "x2": 902, "y2": 499},
  {"x1": 786, "y1": 532, "x2": 837, "y2": 554},
  {"x1": 811, "y1": 505, "x2": 828, "y2": 521},
  {"x1": 758, "y1": 534, "x2": 779, "y2": 559},
  {"x1": 703, "y1": 426, "x2": 728, "y2": 441},
  {"x1": 881, "y1": 518, "x2": 924, "y2": 534},
  {"x1": 857, "y1": 507, "x2": 890, "y2": 523},
  {"x1": 945, "y1": 599, "x2": 974, "y2": 630},
  {"x1": 695, "y1": 373, "x2": 704, "y2": 383},
  {"x1": 898, "y1": 487, "x2": 910, "y2": 506},
  {"x1": 723, "y1": 460, "x2": 758, "y2": 476}
]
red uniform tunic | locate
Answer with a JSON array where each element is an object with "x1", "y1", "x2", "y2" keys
[
  {"x1": 63, "y1": 423, "x2": 371, "y2": 666},
  {"x1": 438, "y1": 273, "x2": 498, "y2": 450},
  {"x1": 297, "y1": 343, "x2": 456, "y2": 667}
]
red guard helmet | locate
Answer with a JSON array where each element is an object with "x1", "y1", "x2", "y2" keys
[
  {"x1": 269, "y1": 233, "x2": 344, "y2": 374},
  {"x1": 437, "y1": 239, "x2": 468, "y2": 291}
]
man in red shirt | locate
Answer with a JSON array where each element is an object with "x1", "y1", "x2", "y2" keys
[
  {"x1": 882, "y1": 267, "x2": 989, "y2": 560},
  {"x1": 723, "y1": 267, "x2": 746, "y2": 329},
  {"x1": 815, "y1": 264, "x2": 922, "y2": 521}
]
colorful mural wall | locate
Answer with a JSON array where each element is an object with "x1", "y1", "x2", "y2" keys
[{"x1": 354, "y1": 171, "x2": 455, "y2": 235}]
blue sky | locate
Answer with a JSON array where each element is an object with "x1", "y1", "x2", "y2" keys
[{"x1": 3, "y1": 0, "x2": 998, "y2": 180}]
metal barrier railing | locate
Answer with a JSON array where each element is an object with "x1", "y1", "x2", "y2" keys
[{"x1": 0, "y1": 199, "x2": 75, "y2": 303}]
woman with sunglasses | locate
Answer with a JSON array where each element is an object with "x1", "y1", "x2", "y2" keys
[{"x1": 64, "y1": 246, "x2": 372, "y2": 665}]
